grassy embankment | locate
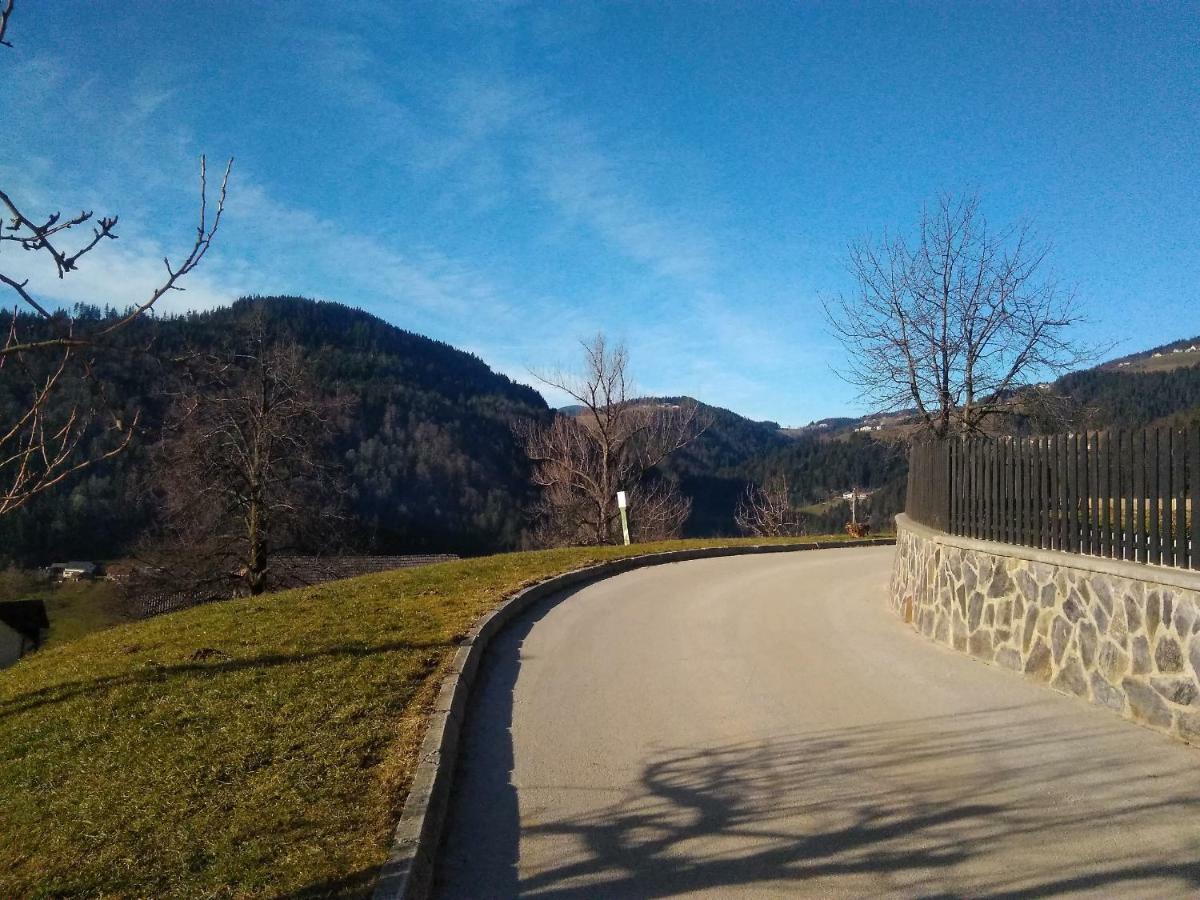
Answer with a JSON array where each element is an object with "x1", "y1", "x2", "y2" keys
[{"x1": 0, "y1": 534, "x2": 880, "y2": 898}]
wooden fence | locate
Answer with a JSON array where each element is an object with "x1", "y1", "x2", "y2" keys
[{"x1": 906, "y1": 427, "x2": 1199, "y2": 570}]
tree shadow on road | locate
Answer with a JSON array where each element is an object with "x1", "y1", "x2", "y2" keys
[
  {"x1": 437, "y1": 609, "x2": 1200, "y2": 899},
  {"x1": 435, "y1": 584, "x2": 593, "y2": 898},
  {"x1": 517, "y1": 707, "x2": 1200, "y2": 897}
]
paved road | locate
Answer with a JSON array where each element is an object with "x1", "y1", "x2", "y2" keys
[{"x1": 435, "y1": 546, "x2": 1200, "y2": 898}]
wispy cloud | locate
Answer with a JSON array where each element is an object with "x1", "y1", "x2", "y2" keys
[
  {"x1": 1, "y1": 7, "x2": 843, "y2": 422},
  {"x1": 528, "y1": 116, "x2": 716, "y2": 283}
]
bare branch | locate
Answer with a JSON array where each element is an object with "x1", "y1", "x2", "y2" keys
[
  {"x1": 0, "y1": 0, "x2": 13, "y2": 48},
  {"x1": 824, "y1": 192, "x2": 1097, "y2": 439},
  {"x1": 735, "y1": 474, "x2": 803, "y2": 538},
  {"x1": 0, "y1": 150, "x2": 234, "y2": 514},
  {"x1": 518, "y1": 335, "x2": 709, "y2": 546}
]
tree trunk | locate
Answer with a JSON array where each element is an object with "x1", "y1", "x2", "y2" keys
[{"x1": 246, "y1": 493, "x2": 267, "y2": 595}]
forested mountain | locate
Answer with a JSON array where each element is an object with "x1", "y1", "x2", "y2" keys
[
  {"x1": 658, "y1": 401, "x2": 907, "y2": 535},
  {"x1": 656, "y1": 400, "x2": 791, "y2": 536},
  {"x1": 1048, "y1": 360, "x2": 1200, "y2": 430},
  {"x1": 0, "y1": 297, "x2": 549, "y2": 565},
  {"x1": 6, "y1": 296, "x2": 1193, "y2": 565}
]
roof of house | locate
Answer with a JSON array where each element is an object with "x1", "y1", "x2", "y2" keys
[
  {"x1": 0, "y1": 600, "x2": 50, "y2": 640},
  {"x1": 51, "y1": 561, "x2": 98, "y2": 572}
]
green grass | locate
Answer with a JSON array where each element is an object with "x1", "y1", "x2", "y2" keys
[
  {"x1": 0, "y1": 534, "x2": 878, "y2": 898},
  {"x1": 0, "y1": 571, "x2": 131, "y2": 649}
]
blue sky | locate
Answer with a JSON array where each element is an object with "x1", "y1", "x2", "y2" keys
[{"x1": 3, "y1": 2, "x2": 1197, "y2": 424}]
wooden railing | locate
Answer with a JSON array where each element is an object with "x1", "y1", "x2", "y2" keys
[{"x1": 906, "y1": 428, "x2": 1199, "y2": 570}]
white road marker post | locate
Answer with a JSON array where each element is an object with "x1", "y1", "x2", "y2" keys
[
  {"x1": 617, "y1": 490, "x2": 631, "y2": 546},
  {"x1": 842, "y1": 490, "x2": 859, "y2": 525}
]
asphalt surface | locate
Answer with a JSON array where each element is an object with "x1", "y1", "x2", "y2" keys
[{"x1": 435, "y1": 546, "x2": 1200, "y2": 898}]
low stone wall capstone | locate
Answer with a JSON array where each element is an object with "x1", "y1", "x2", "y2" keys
[{"x1": 892, "y1": 514, "x2": 1200, "y2": 743}]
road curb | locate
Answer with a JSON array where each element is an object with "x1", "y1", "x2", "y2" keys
[{"x1": 371, "y1": 537, "x2": 895, "y2": 900}]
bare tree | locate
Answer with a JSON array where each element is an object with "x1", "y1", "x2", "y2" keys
[
  {"x1": 627, "y1": 478, "x2": 692, "y2": 542},
  {"x1": 0, "y1": 4, "x2": 232, "y2": 514},
  {"x1": 824, "y1": 193, "x2": 1090, "y2": 439},
  {"x1": 517, "y1": 334, "x2": 708, "y2": 546},
  {"x1": 735, "y1": 474, "x2": 803, "y2": 538},
  {"x1": 142, "y1": 330, "x2": 343, "y2": 598}
]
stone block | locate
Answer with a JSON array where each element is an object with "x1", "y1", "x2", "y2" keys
[
  {"x1": 1124, "y1": 678, "x2": 1173, "y2": 729},
  {"x1": 1151, "y1": 677, "x2": 1199, "y2": 707},
  {"x1": 1022, "y1": 605, "x2": 1039, "y2": 652},
  {"x1": 1124, "y1": 595, "x2": 1143, "y2": 633},
  {"x1": 968, "y1": 628, "x2": 995, "y2": 660},
  {"x1": 1029, "y1": 561, "x2": 1053, "y2": 584},
  {"x1": 952, "y1": 608, "x2": 968, "y2": 652},
  {"x1": 987, "y1": 564, "x2": 1012, "y2": 598},
  {"x1": 1132, "y1": 635, "x2": 1153, "y2": 675},
  {"x1": 1174, "y1": 602, "x2": 1196, "y2": 638},
  {"x1": 1091, "y1": 576, "x2": 1114, "y2": 614},
  {"x1": 1109, "y1": 605, "x2": 1129, "y2": 643},
  {"x1": 1176, "y1": 710, "x2": 1200, "y2": 744},
  {"x1": 1189, "y1": 637, "x2": 1200, "y2": 683},
  {"x1": 1090, "y1": 671, "x2": 1125, "y2": 711},
  {"x1": 1052, "y1": 656, "x2": 1089, "y2": 698},
  {"x1": 1147, "y1": 592, "x2": 1161, "y2": 638},
  {"x1": 1016, "y1": 568, "x2": 1039, "y2": 604},
  {"x1": 996, "y1": 647, "x2": 1022, "y2": 671},
  {"x1": 968, "y1": 592, "x2": 984, "y2": 632},
  {"x1": 1025, "y1": 639, "x2": 1053, "y2": 682},
  {"x1": 1037, "y1": 607, "x2": 1054, "y2": 638},
  {"x1": 1077, "y1": 621, "x2": 1098, "y2": 670},
  {"x1": 1051, "y1": 616, "x2": 1072, "y2": 665},
  {"x1": 1098, "y1": 641, "x2": 1130, "y2": 683},
  {"x1": 963, "y1": 560, "x2": 977, "y2": 594},
  {"x1": 1076, "y1": 577, "x2": 1093, "y2": 604},
  {"x1": 1155, "y1": 635, "x2": 1184, "y2": 673},
  {"x1": 1040, "y1": 582, "x2": 1057, "y2": 609}
]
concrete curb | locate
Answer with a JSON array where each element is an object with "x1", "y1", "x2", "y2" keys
[{"x1": 371, "y1": 537, "x2": 895, "y2": 900}]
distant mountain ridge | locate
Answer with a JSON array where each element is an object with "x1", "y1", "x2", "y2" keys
[
  {"x1": 5, "y1": 297, "x2": 1196, "y2": 564},
  {"x1": 0, "y1": 297, "x2": 550, "y2": 564}
]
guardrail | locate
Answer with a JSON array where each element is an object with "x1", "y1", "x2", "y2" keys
[{"x1": 906, "y1": 427, "x2": 1199, "y2": 570}]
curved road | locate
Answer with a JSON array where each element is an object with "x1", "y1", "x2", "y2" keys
[{"x1": 436, "y1": 546, "x2": 1200, "y2": 897}]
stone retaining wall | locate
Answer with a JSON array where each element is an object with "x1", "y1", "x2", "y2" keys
[{"x1": 892, "y1": 514, "x2": 1200, "y2": 743}]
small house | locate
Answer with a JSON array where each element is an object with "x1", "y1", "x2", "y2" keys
[
  {"x1": 49, "y1": 561, "x2": 99, "y2": 582},
  {"x1": 104, "y1": 562, "x2": 136, "y2": 582},
  {"x1": 0, "y1": 600, "x2": 49, "y2": 668}
]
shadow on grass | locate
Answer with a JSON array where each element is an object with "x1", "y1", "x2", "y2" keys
[
  {"x1": 0, "y1": 637, "x2": 454, "y2": 722},
  {"x1": 434, "y1": 586, "x2": 1200, "y2": 898},
  {"x1": 278, "y1": 866, "x2": 382, "y2": 899}
]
